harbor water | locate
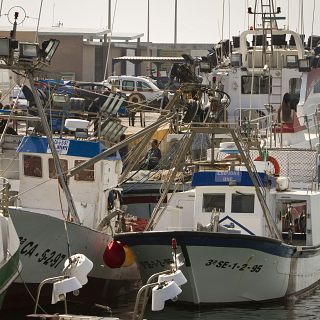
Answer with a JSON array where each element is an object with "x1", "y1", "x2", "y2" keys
[{"x1": 2, "y1": 288, "x2": 320, "y2": 319}]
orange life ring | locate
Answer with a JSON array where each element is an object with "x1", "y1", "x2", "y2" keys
[{"x1": 254, "y1": 155, "x2": 280, "y2": 176}]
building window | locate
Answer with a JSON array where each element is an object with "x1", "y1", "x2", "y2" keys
[
  {"x1": 202, "y1": 193, "x2": 225, "y2": 213},
  {"x1": 122, "y1": 80, "x2": 134, "y2": 91},
  {"x1": 241, "y1": 76, "x2": 271, "y2": 94},
  {"x1": 49, "y1": 158, "x2": 68, "y2": 179},
  {"x1": 231, "y1": 193, "x2": 255, "y2": 213},
  {"x1": 23, "y1": 155, "x2": 42, "y2": 177},
  {"x1": 74, "y1": 160, "x2": 94, "y2": 181}
]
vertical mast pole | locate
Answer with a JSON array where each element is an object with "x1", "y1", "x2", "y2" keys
[{"x1": 27, "y1": 73, "x2": 80, "y2": 223}]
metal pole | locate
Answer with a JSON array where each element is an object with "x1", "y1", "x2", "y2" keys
[
  {"x1": 27, "y1": 73, "x2": 80, "y2": 223},
  {"x1": 35, "y1": 0, "x2": 44, "y2": 42},
  {"x1": 108, "y1": 0, "x2": 111, "y2": 30},
  {"x1": 174, "y1": 0, "x2": 177, "y2": 48}
]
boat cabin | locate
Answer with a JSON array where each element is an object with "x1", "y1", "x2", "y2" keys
[
  {"x1": 155, "y1": 165, "x2": 320, "y2": 247},
  {"x1": 15, "y1": 136, "x2": 122, "y2": 229}
]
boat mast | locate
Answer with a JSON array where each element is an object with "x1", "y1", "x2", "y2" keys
[
  {"x1": 8, "y1": 12, "x2": 80, "y2": 223},
  {"x1": 27, "y1": 74, "x2": 80, "y2": 223}
]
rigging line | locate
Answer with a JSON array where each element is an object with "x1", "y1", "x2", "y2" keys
[
  {"x1": 221, "y1": 0, "x2": 225, "y2": 62},
  {"x1": 7, "y1": 250, "x2": 48, "y2": 314},
  {"x1": 0, "y1": 0, "x2": 3, "y2": 19},
  {"x1": 103, "y1": 0, "x2": 118, "y2": 80},
  {"x1": 310, "y1": 0, "x2": 316, "y2": 50},
  {"x1": 228, "y1": 0, "x2": 231, "y2": 57},
  {"x1": 287, "y1": 0, "x2": 289, "y2": 30},
  {"x1": 35, "y1": 0, "x2": 44, "y2": 43},
  {"x1": 0, "y1": 77, "x2": 27, "y2": 146}
]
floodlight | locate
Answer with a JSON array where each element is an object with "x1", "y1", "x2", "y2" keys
[
  {"x1": 63, "y1": 253, "x2": 93, "y2": 285},
  {"x1": 298, "y1": 58, "x2": 311, "y2": 72},
  {"x1": 42, "y1": 39, "x2": 60, "y2": 63},
  {"x1": 19, "y1": 42, "x2": 39, "y2": 61},
  {"x1": 158, "y1": 269, "x2": 187, "y2": 287},
  {"x1": 151, "y1": 281, "x2": 182, "y2": 311},
  {"x1": 0, "y1": 38, "x2": 10, "y2": 57},
  {"x1": 51, "y1": 276, "x2": 82, "y2": 304}
]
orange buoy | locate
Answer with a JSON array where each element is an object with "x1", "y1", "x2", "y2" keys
[{"x1": 122, "y1": 245, "x2": 135, "y2": 267}]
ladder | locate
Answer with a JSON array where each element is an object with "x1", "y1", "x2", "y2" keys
[
  {"x1": 268, "y1": 68, "x2": 282, "y2": 112},
  {"x1": 261, "y1": 0, "x2": 276, "y2": 66},
  {"x1": 231, "y1": 128, "x2": 282, "y2": 240}
]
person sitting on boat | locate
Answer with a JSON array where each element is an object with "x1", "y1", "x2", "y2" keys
[
  {"x1": 277, "y1": 93, "x2": 295, "y2": 123},
  {"x1": 144, "y1": 139, "x2": 162, "y2": 170}
]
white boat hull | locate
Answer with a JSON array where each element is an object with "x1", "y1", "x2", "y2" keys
[
  {"x1": 115, "y1": 231, "x2": 320, "y2": 304},
  {"x1": 6, "y1": 208, "x2": 139, "y2": 307}
]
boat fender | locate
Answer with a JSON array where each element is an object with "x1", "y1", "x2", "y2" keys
[
  {"x1": 254, "y1": 155, "x2": 280, "y2": 176},
  {"x1": 103, "y1": 240, "x2": 125, "y2": 268}
]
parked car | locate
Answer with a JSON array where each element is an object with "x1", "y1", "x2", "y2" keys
[{"x1": 103, "y1": 75, "x2": 166, "y2": 108}]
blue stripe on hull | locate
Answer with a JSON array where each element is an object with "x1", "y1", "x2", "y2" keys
[{"x1": 115, "y1": 231, "x2": 296, "y2": 258}]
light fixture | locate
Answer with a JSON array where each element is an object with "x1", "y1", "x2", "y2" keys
[
  {"x1": 151, "y1": 281, "x2": 182, "y2": 311},
  {"x1": 51, "y1": 276, "x2": 82, "y2": 304},
  {"x1": 298, "y1": 58, "x2": 311, "y2": 72},
  {"x1": 63, "y1": 253, "x2": 93, "y2": 286},
  {"x1": 42, "y1": 39, "x2": 60, "y2": 63},
  {"x1": 19, "y1": 42, "x2": 39, "y2": 61},
  {"x1": 52, "y1": 93, "x2": 70, "y2": 110},
  {"x1": 157, "y1": 269, "x2": 187, "y2": 287},
  {"x1": 0, "y1": 38, "x2": 10, "y2": 57}
]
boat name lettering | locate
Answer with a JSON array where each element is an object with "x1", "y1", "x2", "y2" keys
[
  {"x1": 205, "y1": 259, "x2": 263, "y2": 273},
  {"x1": 19, "y1": 236, "x2": 66, "y2": 269},
  {"x1": 215, "y1": 171, "x2": 242, "y2": 182},
  {"x1": 140, "y1": 258, "x2": 173, "y2": 269},
  {"x1": 47, "y1": 139, "x2": 70, "y2": 155}
]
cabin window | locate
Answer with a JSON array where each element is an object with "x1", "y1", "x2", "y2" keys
[
  {"x1": 48, "y1": 158, "x2": 68, "y2": 179},
  {"x1": 74, "y1": 160, "x2": 94, "y2": 182},
  {"x1": 241, "y1": 76, "x2": 271, "y2": 94},
  {"x1": 122, "y1": 80, "x2": 134, "y2": 91},
  {"x1": 289, "y1": 78, "x2": 302, "y2": 95},
  {"x1": 23, "y1": 155, "x2": 42, "y2": 178},
  {"x1": 137, "y1": 81, "x2": 152, "y2": 92},
  {"x1": 231, "y1": 193, "x2": 255, "y2": 213},
  {"x1": 202, "y1": 193, "x2": 225, "y2": 213}
]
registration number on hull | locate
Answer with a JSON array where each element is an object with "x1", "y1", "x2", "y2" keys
[{"x1": 205, "y1": 259, "x2": 263, "y2": 273}]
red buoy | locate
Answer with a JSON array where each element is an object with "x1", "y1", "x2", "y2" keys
[{"x1": 103, "y1": 240, "x2": 125, "y2": 268}]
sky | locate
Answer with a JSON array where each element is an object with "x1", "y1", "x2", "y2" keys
[{"x1": 0, "y1": 0, "x2": 319, "y2": 44}]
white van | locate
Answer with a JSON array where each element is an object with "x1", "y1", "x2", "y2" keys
[{"x1": 103, "y1": 75, "x2": 165, "y2": 106}]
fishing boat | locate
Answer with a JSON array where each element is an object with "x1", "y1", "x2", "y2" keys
[
  {"x1": 0, "y1": 178, "x2": 21, "y2": 309},
  {"x1": 115, "y1": 121, "x2": 320, "y2": 304},
  {"x1": 204, "y1": 0, "x2": 320, "y2": 149}
]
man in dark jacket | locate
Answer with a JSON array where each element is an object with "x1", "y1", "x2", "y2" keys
[{"x1": 144, "y1": 139, "x2": 161, "y2": 170}]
